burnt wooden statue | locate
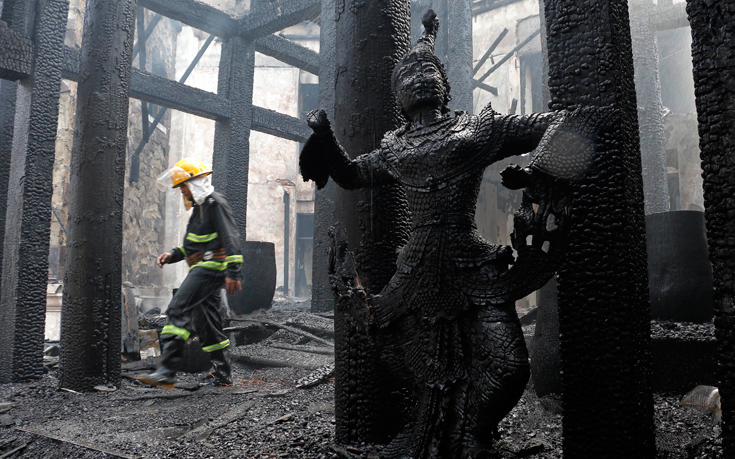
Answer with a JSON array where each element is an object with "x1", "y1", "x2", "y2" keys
[{"x1": 301, "y1": 10, "x2": 614, "y2": 459}]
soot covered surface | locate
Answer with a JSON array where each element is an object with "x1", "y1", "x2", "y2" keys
[{"x1": 0, "y1": 304, "x2": 722, "y2": 458}]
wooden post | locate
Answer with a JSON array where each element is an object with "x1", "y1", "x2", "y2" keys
[{"x1": 60, "y1": 0, "x2": 136, "y2": 390}]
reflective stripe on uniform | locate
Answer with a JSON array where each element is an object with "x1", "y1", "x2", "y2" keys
[
  {"x1": 178, "y1": 246, "x2": 186, "y2": 257},
  {"x1": 186, "y1": 232, "x2": 219, "y2": 243},
  {"x1": 190, "y1": 260, "x2": 228, "y2": 271},
  {"x1": 202, "y1": 339, "x2": 230, "y2": 352},
  {"x1": 161, "y1": 324, "x2": 191, "y2": 341},
  {"x1": 225, "y1": 255, "x2": 243, "y2": 263}
]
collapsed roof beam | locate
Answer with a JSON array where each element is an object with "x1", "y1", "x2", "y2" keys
[
  {"x1": 241, "y1": 0, "x2": 320, "y2": 39},
  {"x1": 255, "y1": 34, "x2": 319, "y2": 75}
]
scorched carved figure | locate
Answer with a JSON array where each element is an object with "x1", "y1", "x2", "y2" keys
[{"x1": 301, "y1": 10, "x2": 612, "y2": 459}]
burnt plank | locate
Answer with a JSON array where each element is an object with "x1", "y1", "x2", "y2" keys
[
  {"x1": 252, "y1": 106, "x2": 310, "y2": 143},
  {"x1": 241, "y1": 0, "x2": 320, "y2": 39},
  {"x1": 137, "y1": 0, "x2": 238, "y2": 37},
  {"x1": 254, "y1": 34, "x2": 319, "y2": 75},
  {"x1": 130, "y1": 69, "x2": 230, "y2": 120}
]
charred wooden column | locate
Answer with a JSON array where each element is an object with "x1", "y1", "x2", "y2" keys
[
  {"x1": 333, "y1": 0, "x2": 412, "y2": 445},
  {"x1": 445, "y1": 0, "x2": 472, "y2": 113},
  {"x1": 0, "y1": 0, "x2": 68, "y2": 383},
  {"x1": 542, "y1": 0, "x2": 655, "y2": 457},
  {"x1": 212, "y1": 36, "x2": 254, "y2": 311},
  {"x1": 630, "y1": 0, "x2": 669, "y2": 215},
  {"x1": 60, "y1": 0, "x2": 136, "y2": 390},
  {"x1": 686, "y1": 1, "x2": 735, "y2": 454},
  {"x1": 310, "y1": 0, "x2": 336, "y2": 313}
]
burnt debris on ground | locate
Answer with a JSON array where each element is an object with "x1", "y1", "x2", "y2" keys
[{"x1": 0, "y1": 298, "x2": 723, "y2": 458}]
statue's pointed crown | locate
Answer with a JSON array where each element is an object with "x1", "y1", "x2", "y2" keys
[{"x1": 415, "y1": 9, "x2": 439, "y2": 54}]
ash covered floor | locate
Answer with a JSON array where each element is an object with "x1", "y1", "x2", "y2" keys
[{"x1": 0, "y1": 300, "x2": 723, "y2": 458}]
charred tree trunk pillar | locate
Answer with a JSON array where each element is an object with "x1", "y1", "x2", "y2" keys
[
  {"x1": 332, "y1": 0, "x2": 412, "y2": 445},
  {"x1": 542, "y1": 0, "x2": 655, "y2": 457},
  {"x1": 212, "y1": 36, "x2": 254, "y2": 311},
  {"x1": 212, "y1": 37, "x2": 252, "y2": 238},
  {"x1": 0, "y1": 0, "x2": 27, "y2": 300},
  {"x1": 445, "y1": 0, "x2": 472, "y2": 113},
  {"x1": 686, "y1": 1, "x2": 735, "y2": 454},
  {"x1": 630, "y1": 0, "x2": 669, "y2": 215},
  {"x1": 60, "y1": 0, "x2": 136, "y2": 391},
  {"x1": 0, "y1": 0, "x2": 68, "y2": 383},
  {"x1": 310, "y1": 0, "x2": 336, "y2": 313}
]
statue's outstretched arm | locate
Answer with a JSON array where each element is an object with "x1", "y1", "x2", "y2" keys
[
  {"x1": 476, "y1": 104, "x2": 561, "y2": 166},
  {"x1": 300, "y1": 109, "x2": 397, "y2": 190}
]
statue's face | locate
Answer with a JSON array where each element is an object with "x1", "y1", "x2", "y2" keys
[{"x1": 394, "y1": 57, "x2": 447, "y2": 116}]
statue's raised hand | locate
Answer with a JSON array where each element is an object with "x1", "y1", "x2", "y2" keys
[
  {"x1": 300, "y1": 108, "x2": 333, "y2": 189},
  {"x1": 306, "y1": 108, "x2": 332, "y2": 135}
]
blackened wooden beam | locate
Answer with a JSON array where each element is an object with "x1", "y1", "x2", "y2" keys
[
  {"x1": 0, "y1": 22, "x2": 33, "y2": 80},
  {"x1": 475, "y1": 28, "x2": 540, "y2": 85},
  {"x1": 686, "y1": 0, "x2": 735, "y2": 454},
  {"x1": 130, "y1": 69, "x2": 230, "y2": 120},
  {"x1": 213, "y1": 37, "x2": 254, "y2": 245},
  {"x1": 132, "y1": 12, "x2": 162, "y2": 60},
  {"x1": 472, "y1": 27, "x2": 508, "y2": 76},
  {"x1": 0, "y1": 0, "x2": 69, "y2": 383},
  {"x1": 543, "y1": 0, "x2": 655, "y2": 456},
  {"x1": 60, "y1": 0, "x2": 136, "y2": 391},
  {"x1": 254, "y1": 34, "x2": 319, "y2": 75},
  {"x1": 137, "y1": 0, "x2": 238, "y2": 37},
  {"x1": 251, "y1": 106, "x2": 310, "y2": 142},
  {"x1": 309, "y1": 0, "x2": 336, "y2": 314},
  {"x1": 61, "y1": 45, "x2": 80, "y2": 79},
  {"x1": 240, "y1": 0, "x2": 320, "y2": 39}
]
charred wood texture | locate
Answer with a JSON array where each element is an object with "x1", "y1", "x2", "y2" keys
[
  {"x1": 0, "y1": 0, "x2": 68, "y2": 384},
  {"x1": 213, "y1": 37, "x2": 253, "y2": 246},
  {"x1": 630, "y1": 0, "x2": 669, "y2": 215},
  {"x1": 242, "y1": 0, "x2": 320, "y2": 38},
  {"x1": 542, "y1": 0, "x2": 655, "y2": 456},
  {"x1": 137, "y1": 0, "x2": 239, "y2": 37},
  {"x1": 0, "y1": 23, "x2": 33, "y2": 80},
  {"x1": 686, "y1": 0, "x2": 735, "y2": 454},
  {"x1": 60, "y1": 0, "x2": 136, "y2": 390},
  {"x1": 332, "y1": 0, "x2": 412, "y2": 445},
  {"x1": 254, "y1": 34, "x2": 319, "y2": 76},
  {"x1": 310, "y1": 0, "x2": 336, "y2": 314},
  {"x1": 212, "y1": 37, "x2": 254, "y2": 314}
]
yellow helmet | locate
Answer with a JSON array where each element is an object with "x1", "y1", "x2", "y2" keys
[{"x1": 169, "y1": 158, "x2": 212, "y2": 188}]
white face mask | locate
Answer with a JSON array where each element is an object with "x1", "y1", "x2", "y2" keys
[{"x1": 186, "y1": 175, "x2": 215, "y2": 205}]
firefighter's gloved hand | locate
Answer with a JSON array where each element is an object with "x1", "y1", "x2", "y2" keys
[
  {"x1": 226, "y1": 278, "x2": 241, "y2": 295},
  {"x1": 157, "y1": 252, "x2": 172, "y2": 268}
]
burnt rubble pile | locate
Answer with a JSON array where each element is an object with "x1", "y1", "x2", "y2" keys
[{"x1": 0, "y1": 302, "x2": 724, "y2": 458}]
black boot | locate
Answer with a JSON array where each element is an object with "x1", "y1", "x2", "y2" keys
[
  {"x1": 137, "y1": 336, "x2": 185, "y2": 388},
  {"x1": 208, "y1": 349, "x2": 232, "y2": 386}
]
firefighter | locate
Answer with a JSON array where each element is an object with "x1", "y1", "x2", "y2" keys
[{"x1": 137, "y1": 158, "x2": 243, "y2": 388}]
